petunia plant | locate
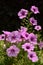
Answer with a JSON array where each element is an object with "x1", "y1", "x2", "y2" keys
[{"x1": 0, "y1": 5, "x2": 43, "y2": 65}]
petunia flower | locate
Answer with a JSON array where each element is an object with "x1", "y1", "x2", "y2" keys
[
  {"x1": 30, "y1": 5, "x2": 40, "y2": 14},
  {"x1": 28, "y1": 33, "x2": 37, "y2": 45},
  {"x1": 19, "y1": 26, "x2": 27, "y2": 32},
  {"x1": 18, "y1": 9, "x2": 28, "y2": 19},
  {"x1": 29, "y1": 17, "x2": 37, "y2": 25},
  {"x1": 7, "y1": 31, "x2": 22, "y2": 43},
  {"x1": 20, "y1": 32, "x2": 29, "y2": 40},
  {"x1": 2, "y1": 31, "x2": 11, "y2": 41},
  {"x1": 27, "y1": 51, "x2": 38, "y2": 62},
  {"x1": 0, "y1": 34, "x2": 5, "y2": 40},
  {"x1": 38, "y1": 41, "x2": 43, "y2": 49},
  {"x1": 6, "y1": 45, "x2": 20, "y2": 57},
  {"x1": 22, "y1": 43, "x2": 34, "y2": 52},
  {"x1": 34, "y1": 25, "x2": 41, "y2": 31}
]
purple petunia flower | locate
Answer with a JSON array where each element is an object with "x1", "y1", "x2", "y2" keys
[
  {"x1": 19, "y1": 26, "x2": 27, "y2": 32},
  {"x1": 34, "y1": 25, "x2": 41, "y2": 31},
  {"x1": 27, "y1": 51, "x2": 38, "y2": 62},
  {"x1": 22, "y1": 43, "x2": 34, "y2": 52},
  {"x1": 19, "y1": 26, "x2": 27, "y2": 35},
  {"x1": 38, "y1": 41, "x2": 43, "y2": 49},
  {"x1": 28, "y1": 33, "x2": 37, "y2": 45},
  {"x1": 2, "y1": 31, "x2": 11, "y2": 41},
  {"x1": 30, "y1": 6, "x2": 40, "y2": 14},
  {"x1": 20, "y1": 32, "x2": 29, "y2": 40},
  {"x1": 29, "y1": 17, "x2": 37, "y2": 25},
  {"x1": 6, "y1": 45, "x2": 20, "y2": 57},
  {"x1": 7, "y1": 31, "x2": 22, "y2": 43},
  {"x1": 18, "y1": 9, "x2": 28, "y2": 19},
  {"x1": 0, "y1": 34, "x2": 5, "y2": 40},
  {"x1": 18, "y1": 26, "x2": 28, "y2": 41}
]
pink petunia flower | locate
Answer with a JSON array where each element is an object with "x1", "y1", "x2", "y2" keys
[
  {"x1": 28, "y1": 33, "x2": 37, "y2": 45},
  {"x1": 38, "y1": 41, "x2": 43, "y2": 49},
  {"x1": 7, "y1": 31, "x2": 22, "y2": 43},
  {"x1": 18, "y1": 26, "x2": 28, "y2": 41},
  {"x1": 0, "y1": 34, "x2": 5, "y2": 40},
  {"x1": 30, "y1": 5, "x2": 40, "y2": 14},
  {"x1": 34, "y1": 25, "x2": 41, "y2": 31},
  {"x1": 20, "y1": 32, "x2": 29, "y2": 40},
  {"x1": 29, "y1": 17, "x2": 37, "y2": 25},
  {"x1": 22, "y1": 43, "x2": 34, "y2": 52},
  {"x1": 27, "y1": 51, "x2": 38, "y2": 62},
  {"x1": 6, "y1": 45, "x2": 20, "y2": 57},
  {"x1": 2, "y1": 31, "x2": 11, "y2": 41},
  {"x1": 18, "y1": 9, "x2": 28, "y2": 19},
  {"x1": 19, "y1": 26, "x2": 27, "y2": 32}
]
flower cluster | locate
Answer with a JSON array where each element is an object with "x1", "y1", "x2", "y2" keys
[
  {"x1": 22, "y1": 33, "x2": 38, "y2": 62},
  {"x1": 0, "y1": 5, "x2": 43, "y2": 65}
]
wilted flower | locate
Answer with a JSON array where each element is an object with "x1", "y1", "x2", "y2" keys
[
  {"x1": 38, "y1": 41, "x2": 43, "y2": 49},
  {"x1": 18, "y1": 9, "x2": 28, "y2": 19},
  {"x1": 27, "y1": 51, "x2": 38, "y2": 62},
  {"x1": 29, "y1": 17, "x2": 37, "y2": 25},
  {"x1": 30, "y1": 5, "x2": 40, "y2": 14},
  {"x1": 34, "y1": 25, "x2": 41, "y2": 31},
  {"x1": 22, "y1": 43, "x2": 34, "y2": 52},
  {"x1": 0, "y1": 34, "x2": 5, "y2": 40},
  {"x1": 28, "y1": 33, "x2": 37, "y2": 45},
  {"x1": 6, "y1": 45, "x2": 20, "y2": 57}
]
